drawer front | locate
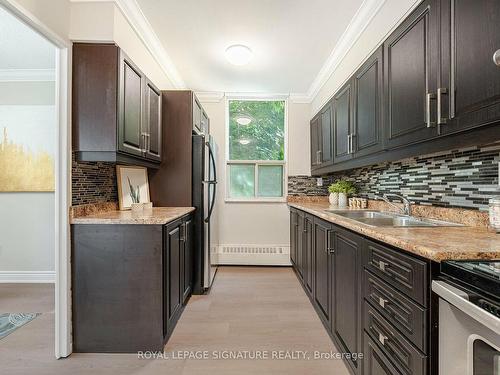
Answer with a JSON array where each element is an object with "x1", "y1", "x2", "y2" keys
[
  {"x1": 363, "y1": 332, "x2": 402, "y2": 375},
  {"x1": 364, "y1": 301, "x2": 427, "y2": 375},
  {"x1": 364, "y1": 270, "x2": 427, "y2": 353},
  {"x1": 365, "y1": 240, "x2": 428, "y2": 306}
]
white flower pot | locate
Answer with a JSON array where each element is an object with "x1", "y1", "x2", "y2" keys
[
  {"x1": 329, "y1": 192, "x2": 339, "y2": 206},
  {"x1": 338, "y1": 193, "x2": 348, "y2": 208}
]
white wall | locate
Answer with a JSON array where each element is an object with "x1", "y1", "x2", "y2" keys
[
  {"x1": 69, "y1": 1, "x2": 175, "y2": 90},
  {"x1": 202, "y1": 99, "x2": 310, "y2": 247},
  {"x1": 311, "y1": 0, "x2": 420, "y2": 115}
]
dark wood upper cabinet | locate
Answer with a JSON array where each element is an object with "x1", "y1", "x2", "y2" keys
[
  {"x1": 313, "y1": 218, "x2": 332, "y2": 324},
  {"x1": 334, "y1": 81, "x2": 353, "y2": 163},
  {"x1": 353, "y1": 46, "x2": 384, "y2": 157},
  {"x1": 439, "y1": 0, "x2": 500, "y2": 134},
  {"x1": 384, "y1": 0, "x2": 439, "y2": 149},
  {"x1": 73, "y1": 43, "x2": 162, "y2": 168},
  {"x1": 332, "y1": 228, "x2": 363, "y2": 375},
  {"x1": 320, "y1": 104, "x2": 333, "y2": 166},
  {"x1": 144, "y1": 79, "x2": 162, "y2": 162}
]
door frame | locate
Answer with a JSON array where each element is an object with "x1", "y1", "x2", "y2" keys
[{"x1": 0, "y1": 0, "x2": 72, "y2": 358}]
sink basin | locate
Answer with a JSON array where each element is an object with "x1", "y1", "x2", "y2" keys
[{"x1": 324, "y1": 209, "x2": 463, "y2": 227}]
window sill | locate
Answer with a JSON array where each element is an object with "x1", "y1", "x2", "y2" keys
[{"x1": 224, "y1": 198, "x2": 287, "y2": 204}]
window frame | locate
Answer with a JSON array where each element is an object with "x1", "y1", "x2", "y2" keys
[{"x1": 224, "y1": 96, "x2": 288, "y2": 203}]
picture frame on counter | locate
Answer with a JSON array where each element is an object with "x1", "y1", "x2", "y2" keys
[{"x1": 116, "y1": 165, "x2": 151, "y2": 210}]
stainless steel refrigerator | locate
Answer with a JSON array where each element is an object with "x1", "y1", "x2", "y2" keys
[{"x1": 192, "y1": 134, "x2": 218, "y2": 293}]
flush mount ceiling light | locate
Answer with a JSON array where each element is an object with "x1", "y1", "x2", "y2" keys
[
  {"x1": 225, "y1": 44, "x2": 253, "y2": 66},
  {"x1": 235, "y1": 114, "x2": 253, "y2": 126},
  {"x1": 238, "y1": 138, "x2": 251, "y2": 145}
]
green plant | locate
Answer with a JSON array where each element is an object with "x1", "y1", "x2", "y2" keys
[
  {"x1": 328, "y1": 179, "x2": 357, "y2": 195},
  {"x1": 127, "y1": 177, "x2": 141, "y2": 203}
]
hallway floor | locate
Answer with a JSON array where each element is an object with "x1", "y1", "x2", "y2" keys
[{"x1": 0, "y1": 267, "x2": 350, "y2": 375}]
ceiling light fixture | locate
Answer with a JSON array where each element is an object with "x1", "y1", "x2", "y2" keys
[
  {"x1": 225, "y1": 44, "x2": 253, "y2": 66},
  {"x1": 235, "y1": 114, "x2": 253, "y2": 126},
  {"x1": 238, "y1": 138, "x2": 251, "y2": 145}
]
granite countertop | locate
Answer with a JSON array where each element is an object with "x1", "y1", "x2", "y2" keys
[
  {"x1": 71, "y1": 207, "x2": 195, "y2": 225},
  {"x1": 288, "y1": 201, "x2": 500, "y2": 262}
]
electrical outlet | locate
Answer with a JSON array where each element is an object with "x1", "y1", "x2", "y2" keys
[{"x1": 317, "y1": 177, "x2": 323, "y2": 187}]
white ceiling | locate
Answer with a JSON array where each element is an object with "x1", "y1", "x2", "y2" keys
[
  {"x1": 0, "y1": 6, "x2": 55, "y2": 70},
  {"x1": 136, "y1": 0, "x2": 364, "y2": 94}
]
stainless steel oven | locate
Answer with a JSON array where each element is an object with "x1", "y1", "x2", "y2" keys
[{"x1": 432, "y1": 261, "x2": 500, "y2": 375}]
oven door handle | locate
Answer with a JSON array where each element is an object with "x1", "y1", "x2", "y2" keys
[{"x1": 432, "y1": 281, "x2": 500, "y2": 335}]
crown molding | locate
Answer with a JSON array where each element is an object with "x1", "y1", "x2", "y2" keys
[
  {"x1": 0, "y1": 69, "x2": 55, "y2": 82},
  {"x1": 71, "y1": 0, "x2": 186, "y2": 89},
  {"x1": 304, "y1": 0, "x2": 386, "y2": 103},
  {"x1": 195, "y1": 91, "x2": 225, "y2": 103}
]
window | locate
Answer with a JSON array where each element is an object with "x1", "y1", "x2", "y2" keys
[{"x1": 226, "y1": 99, "x2": 286, "y2": 201}]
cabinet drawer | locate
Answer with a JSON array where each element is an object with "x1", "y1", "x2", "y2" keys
[
  {"x1": 363, "y1": 332, "x2": 401, "y2": 375},
  {"x1": 365, "y1": 240, "x2": 428, "y2": 306},
  {"x1": 364, "y1": 270, "x2": 427, "y2": 353},
  {"x1": 364, "y1": 302, "x2": 427, "y2": 375}
]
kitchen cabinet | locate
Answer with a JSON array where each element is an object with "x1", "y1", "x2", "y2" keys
[
  {"x1": 289, "y1": 207, "x2": 434, "y2": 375},
  {"x1": 72, "y1": 213, "x2": 193, "y2": 353},
  {"x1": 73, "y1": 43, "x2": 162, "y2": 168},
  {"x1": 310, "y1": 104, "x2": 333, "y2": 170},
  {"x1": 290, "y1": 210, "x2": 299, "y2": 267},
  {"x1": 331, "y1": 227, "x2": 363, "y2": 375},
  {"x1": 439, "y1": 0, "x2": 500, "y2": 134},
  {"x1": 303, "y1": 215, "x2": 314, "y2": 294},
  {"x1": 182, "y1": 217, "x2": 193, "y2": 303},
  {"x1": 313, "y1": 218, "x2": 332, "y2": 324},
  {"x1": 353, "y1": 47, "x2": 384, "y2": 157},
  {"x1": 383, "y1": 0, "x2": 439, "y2": 149},
  {"x1": 310, "y1": 115, "x2": 321, "y2": 169},
  {"x1": 333, "y1": 81, "x2": 353, "y2": 163}
]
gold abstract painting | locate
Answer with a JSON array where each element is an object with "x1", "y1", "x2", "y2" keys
[{"x1": 0, "y1": 106, "x2": 55, "y2": 192}]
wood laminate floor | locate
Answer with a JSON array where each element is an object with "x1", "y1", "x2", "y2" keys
[{"x1": 0, "y1": 267, "x2": 350, "y2": 375}]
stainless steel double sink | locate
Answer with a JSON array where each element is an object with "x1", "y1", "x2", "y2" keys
[{"x1": 324, "y1": 209, "x2": 463, "y2": 227}]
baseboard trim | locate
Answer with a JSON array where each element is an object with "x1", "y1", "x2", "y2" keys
[{"x1": 0, "y1": 271, "x2": 56, "y2": 283}]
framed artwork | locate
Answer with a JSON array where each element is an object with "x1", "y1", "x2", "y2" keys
[
  {"x1": 0, "y1": 106, "x2": 55, "y2": 192},
  {"x1": 116, "y1": 165, "x2": 151, "y2": 210}
]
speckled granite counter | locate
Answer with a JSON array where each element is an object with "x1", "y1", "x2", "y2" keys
[
  {"x1": 71, "y1": 207, "x2": 195, "y2": 225},
  {"x1": 288, "y1": 201, "x2": 500, "y2": 262}
]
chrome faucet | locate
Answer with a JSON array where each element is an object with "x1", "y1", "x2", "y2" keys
[{"x1": 378, "y1": 193, "x2": 412, "y2": 216}]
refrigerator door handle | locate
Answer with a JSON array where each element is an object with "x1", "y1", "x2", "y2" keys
[{"x1": 204, "y1": 140, "x2": 217, "y2": 223}]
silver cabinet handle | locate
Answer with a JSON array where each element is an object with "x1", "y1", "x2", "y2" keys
[
  {"x1": 378, "y1": 333, "x2": 389, "y2": 346},
  {"x1": 426, "y1": 92, "x2": 436, "y2": 128},
  {"x1": 141, "y1": 133, "x2": 148, "y2": 153},
  {"x1": 316, "y1": 150, "x2": 320, "y2": 165},
  {"x1": 318, "y1": 150, "x2": 322, "y2": 164},
  {"x1": 378, "y1": 260, "x2": 389, "y2": 272},
  {"x1": 378, "y1": 297, "x2": 389, "y2": 308},
  {"x1": 347, "y1": 134, "x2": 351, "y2": 154},
  {"x1": 493, "y1": 49, "x2": 500, "y2": 66},
  {"x1": 437, "y1": 88, "x2": 447, "y2": 125}
]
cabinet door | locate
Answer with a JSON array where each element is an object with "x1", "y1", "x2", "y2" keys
[
  {"x1": 118, "y1": 52, "x2": 144, "y2": 157},
  {"x1": 164, "y1": 220, "x2": 182, "y2": 332},
  {"x1": 310, "y1": 116, "x2": 321, "y2": 169},
  {"x1": 439, "y1": 0, "x2": 500, "y2": 134},
  {"x1": 290, "y1": 210, "x2": 298, "y2": 266},
  {"x1": 313, "y1": 218, "x2": 331, "y2": 324},
  {"x1": 332, "y1": 229, "x2": 363, "y2": 374},
  {"x1": 144, "y1": 79, "x2": 161, "y2": 162},
  {"x1": 193, "y1": 96, "x2": 202, "y2": 133},
  {"x1": 303, "y1": 215, "x2": 314, "y2": 295},
  {"x1": 320, "y1": 104, "x2": 333, "y2": 166},
  {"x1": 384, "y1": 0, "x2": 439, "y2": 149},
  {"x1": 353, "y1": 47, "x2": 383, "y2": 157},
  {"x1": 296, "y1": 211, "x2": 304, "y2": 279},
  {"x1": 334, "y1": 81, "x2": 354, "y2": 163},
  {"x1": 182, "y1": 218, "x2": 193, "y2": 304}
]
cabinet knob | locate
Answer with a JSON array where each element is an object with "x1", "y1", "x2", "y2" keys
[
  {"x1": 378, "y1": 297, "x2": 389, "y2": 308},
  {"x1": 378, "y1": 333, "x2": 389, "y2": 346},
  {"x1": 494, "y1": 49, "x2": 500, "y2": 66},
  {"x1": 378, "y1": 260, "x2": 389, "y2": 272}
]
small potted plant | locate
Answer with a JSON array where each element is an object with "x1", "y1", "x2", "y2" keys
[{"x1": 328, "y1": 180, "x2": 357, "y2": 207}]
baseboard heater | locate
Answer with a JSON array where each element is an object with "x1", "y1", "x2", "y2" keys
[{"x1": 214, "y1": 245, "x2": 291, "y2": 266}]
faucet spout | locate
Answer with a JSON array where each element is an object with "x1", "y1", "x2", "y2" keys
[{"x1": 377, "y1": 193, "x2": 412, "y2": 216}]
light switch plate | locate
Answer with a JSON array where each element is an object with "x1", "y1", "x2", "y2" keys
[{"x1": 317, "y1": 177, "x2": 323, "y2": 187}]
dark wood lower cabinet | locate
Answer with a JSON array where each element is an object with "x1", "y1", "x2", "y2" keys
[
  {"x1": 72, "y1": 214, "x2": 193, "y2": 353},
  {"x1": 303, "y1": 215, "x2": 314, "y2": 294},
  {"x1": 289, "y1": 208, "x2": 434, "y2": 375}
]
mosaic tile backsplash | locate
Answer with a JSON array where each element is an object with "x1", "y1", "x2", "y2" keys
[
  {"x1": 288, "y1": 143, "x2": 500, "y2": 211},
  {"x1": 72, "y1": 153, "x2": 117, "y2": 206}
]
